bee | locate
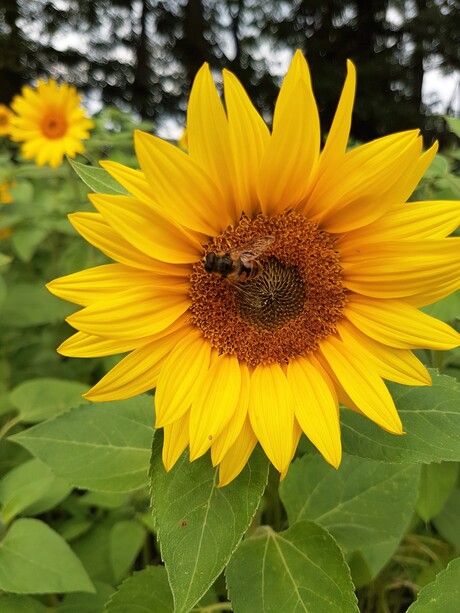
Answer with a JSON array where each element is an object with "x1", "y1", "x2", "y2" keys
[{"x1": 204, "y1": 235, "x2": 275, "y2": 283}]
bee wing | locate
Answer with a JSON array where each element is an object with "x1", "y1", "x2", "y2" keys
[{"x1": 233, "y1": 235, "x2": 275, "y2": 264}]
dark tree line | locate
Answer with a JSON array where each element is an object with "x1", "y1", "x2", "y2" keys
[{"x1": 1, "y1": 0, "x2": 459, "y2": 142}]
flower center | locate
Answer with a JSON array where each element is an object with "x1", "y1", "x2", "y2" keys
[
  {"x1": 41, "y1": 111, "x2": 67, "y2": 139},
  {"x1": 189, "y1": 213, "x2": 347, "y2": 367}
]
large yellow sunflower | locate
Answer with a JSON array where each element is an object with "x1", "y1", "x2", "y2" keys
[
  {"x1": 47, "y1": 51, "x2": 460, "y2": 486},
  {"x1": 9, "y1": 79, "x2": 94, "y2": 168},
  {"x1": 0, "y1": 104, "x2": 14, "y2": 136}
]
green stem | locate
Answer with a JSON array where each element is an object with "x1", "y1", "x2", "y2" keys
[{"x1": 0, "y1": 415, "x2": 21, "y2": 440}]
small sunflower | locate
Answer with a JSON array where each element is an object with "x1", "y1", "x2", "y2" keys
[
  {"x1": 0, "y1": 104, "x2": 14, "y2": 136},
  {"x1": 9, "y1": 79, "x2": 94, "y2": 168},
  {"x1": 48, "y1": 52, "x2": 460, "y2": 486}
]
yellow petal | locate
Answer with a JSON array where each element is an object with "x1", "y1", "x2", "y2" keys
[
  {"x1": 187, "y1": 64, "x2": 237, "y2": 217},
  {"x1": 345, "y1": 294, "x2": 460, "y2": 350},
  {"x1": 405, "y1": 279, "x2": 460, "y2": 308},
  {"x1": 89, "y1": 193, "x2": 202, "y2": 264},
  {"x1": 248, "y1": 363, "x2": 294, "y2": 473},
  {"x1": 84, "y1": 325, "x2": 189, "y2": 401},
  {"x1": 58, "y1": 331, "x2": 144, "y2": 357},
  {"x1": 337, "y1": 200, "x2": 460, "y2": 246},
  {"x1": 272, "y1": 50, "x2": 314, "y2": 129},
  {"x1": 47, "y1": 264, "x2": 176, "y2": 306},
  {"x1": 66, "y1": 287, "x2": 190, "y2": 339},
  {"x1": 306, "y1": 131, "x2": 422, "y2": 231},
  {"x1": 318, "y1": 60, "x2": 356, "y2": 172},
  {"x1": 337, "y1": 320, "x2": 431, "y2": 386},
  {"x1": 162, "y1": 412, "x2": 190, "y2": 472},
  {"x1": 280, "y1": 420, "x2": 303, "y2": 481},
  {"x1": 223, "y1": 70, "x2": 270, "y2": 217},
  {"x1": 134, "y1": 129, "x2": 232, "y2": 236},
  {"x1": 217, "y1": 417, "x2": 258, "y2": 487},
  {"x1": 287, "y1": 356, "x2": 342, "y2": 468},
  {"x1": 319, "y1": 336, "x2": 403, "y2": 434},
  {"x1": 211, "y1": 362, "x2": 250, "y2": 465},
  {"x1": 99, "y1": 161, "x2": 156, "y2": 204},
  {"x1": 258, "y1": 68, "x2": 320, "y2": 216},
  {"x1": 155, "y1": 330, "x2": 212, "y2": 427},
  {"x1": 68, "y1": 212, "x2": 188, "y2": 274},
  {"x1": 341, "y1": 239, "x2": 460, "y2": 299},
  {"x1": 189, "y1": 354, "x2": 241, "y2": 460}
]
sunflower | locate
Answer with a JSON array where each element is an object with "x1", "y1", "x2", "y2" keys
[
  {"x1": 0, "y1": 181, "x2": 14, "y2": 205},
  {"x1": 47, "y1": 51, "x2": 460, "y2": 486},
  {"x1": 9, "y1": 79, "x2": 94, "y2": 168},
  {"x1": 0, "y1": 104, "x2": 14, "y2": 136}
]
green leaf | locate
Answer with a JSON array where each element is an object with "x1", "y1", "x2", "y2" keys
[
  {"x1": 445, "y1": 116, "x2": 460, "y2": 139},
  {"x1": 342, "y1": 372, "x2": 460, "y2": 463},
  {"x1": 10, "y1": 396, "x2": 154, "y2": 492},
  {"x1": 422, "y1": 290, "x2": 460, "y2": 323},
  {"x1": 280, "y1": 454, "x2": 420, "y2": 553},
  {"x1": 0, "y1": 458, "x2": 56, "y2": 523},
  {"x1": 0, "y1": 518, "x2": 94, "y2": 593},
  {"x1": 10, "y1": 378, "x2": 89, "y2": 423},
  {"x1": 432, "y1": 487, "x2": 460, "y2": 548},
  {"x1": 150, "y1": 432, "x2": 269, "y2": 613},
  {"x1": 226, "y1": 521, "x2": 358, "y2": 613},
  {"x1": 109, "y1": 520, "x2": 146, "y2": 584},
  {"x1": 416, "y1": 462, "x2": 458, "y2": 522},
  {"x1": 407, "y1": 557, "x2": 460, "y2": 612},
  {"x1": 11, "y1": 227, "x2": 48, "y2": 263},
  {"x1": 67, "y1": 159, "x2": 129, "y2": 195},
  {"x1": 0, "y1": 282, "x2": 75, "y2": 327},
  {"x1": 104, "y1": 566, "x2": 173, "y2": 613},
  {"x1": 58, "y1": 580, "x2": 114, "y2": 613},
  {"x1": 0, "y1": 595, "x2": 47, "y2": 613},
  {"x1": 424, "y1": 154, "x2": 449, "y2": 177}
]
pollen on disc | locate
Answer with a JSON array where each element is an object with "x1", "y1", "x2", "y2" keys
[{"x1": 189, "y1": 213, "x2": 347, "y2": 367}]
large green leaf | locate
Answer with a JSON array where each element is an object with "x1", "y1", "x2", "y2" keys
[
  {"x1": 150, "y1": 433, "x2": 269, "y2": 613},
  {"x1": 0, "y1": 595, "x2": 47, "y2": 613},
  {"x1": 10, "y1": 378, "x2": 89, "y2": 423},
  {"x1": 342, "y1": 372, "x2": 460, "y2": 463},
  {"x1": 58, "y1": 580, "x2": 114, "y2": 613},
  {"x1": 432, "y1": 487, "x2": 460, "y2": 549},
  {"x1": 0, "y1": 282, "x2": 76, "y2": 327},
  {"x1": 68, "y1": 159, "x2": 129, "y2": 195},
  {"x1": 416, "y1": 462, "x2": 458, "y2": 522},
  {"x1": 280, "y1": 454, "x2": 420, "y2": 552},
  {"x1": 109, "y1": 520, "x2": 146, "y2": 584},
  {"x1": 226, "y1": 521, "x2": 358, "y2": 612},
  {"x1": 104, "y1": 566, "x2": 173, "y2": 613},
  {"x1": 10, "y1": 396, "x2": 154, "y2": 492},
  {"x1": 0, "y1": 458, "x2": 64, "y2": 523},
  {"x1": 407, "y1": 557, "x2": 460, "y2": 612},
  {"x1": 0, "y1": 518, "x2": 94, "y2": 594}
]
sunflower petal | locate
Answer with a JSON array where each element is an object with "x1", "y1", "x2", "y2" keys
[
  {"x1": 318, "y1": 59, "x2": 356, "y2": 171},
  {"x1": 217, "y1": 417, "x2": 258, "y2": 487},
  {"x1": 258, "y1": 68, "x2": 320, "y2": 216},
  {"x1": 163, "y1": 412, "x2": 190, "y2": 472},
  {"x1": 47, "y1": 264, "x2": 172, "y2": 306},
  {"x1": 84, "y1": 325, "x2": 188, "y2": 401},
  {"x1": 319, "y1": 336, "x2": 403, "y2": 434},
  {"x1": 345, "y1": 294, "x2": 460, "y2": 350},
  {"x1": 57, "y1": 331, "x2": 144, "y2": 357},
  {"x1": 341, "y1": 239, "x2": 460, "y2": 298},
  {"x1": 187, "y1": 64, "x2": 237, "y2": 216},
  {"x1": 155, "y1": 331, "x2": 211, "y2": 427},
  {"x1": 189, "y1": 354, "x2": 241, "y2": 460},
  {"x1": 287, "y1": 356, "x2": 341, "y2": 468},
  {"x1": 66, "y1": 287, "x2": 190, "y2": 339},
  {"x1": 89, "y1": 193, "x2": 201, "y2": 264},
  {"x1": 134, "y1": 130, "x2": 232, "y2": 235},
  {"x1": 223, "y1": 70, "x2": 270, "y2": 217},
  {"x1": 211, "y1": 362, "x2": 250, "y2": 465},
  {"x1": 248, "y1": 363, "x2": 294, "y2": 473},
  {"x1": 337, "y1": 320, "x2": 431, "y2": 386}
]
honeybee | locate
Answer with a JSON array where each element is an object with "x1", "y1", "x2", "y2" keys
[{"x1": 204, "y1": 235, "x2": 275, "y2": 283}]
